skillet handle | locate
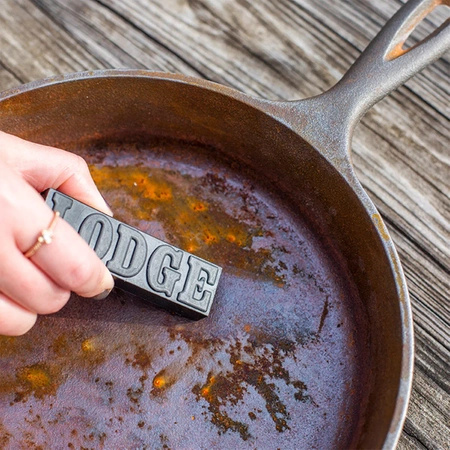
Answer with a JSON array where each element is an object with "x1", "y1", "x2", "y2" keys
[
  {"x1": 283, "y1": 0, "x2": 449, "y2": 170},
  {"x1": 332, "y1": 0, "x2": 449, "y2": 120}
]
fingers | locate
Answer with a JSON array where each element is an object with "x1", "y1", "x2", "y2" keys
[
  {"x1": 0, "y1": 160, "x2": 115, "y2": 337},
  {"x1": 0, "y1": 244, "x2": 70, "y2": 315},
  {"x1": 0, "y1": 131, "x2": 112, "y2": 215},
  {"x1": 0, "y1": 293, "x2": 37, "y2": 336},
  {"x1": 13, "y1": 192, "x2": 115, "y2": 299},
  {"x1": 24, "y1": 213, "x2": 114, "y2": 299}
]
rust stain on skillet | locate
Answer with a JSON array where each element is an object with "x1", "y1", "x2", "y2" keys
[
  {"x1": 0, "y1": 137, "x2": 369, "y2": 449},
  {"x1": 88, "y1": 164, "x2": 283, "y2": 284},
  {"x1": 371, "y1": 213, "x2": 390, "y2": 241}
]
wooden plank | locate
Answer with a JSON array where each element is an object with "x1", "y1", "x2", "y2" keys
[
  {"x1": 29, "y1": 0, "x2": 207, "y2": 76},
  {"x1": 0, "y1": 0, "x2": 448, "y2": 447},
  {"x1": 0, "y1": 0, "x2": 102, "y2": 82},
  {"x1": 0, "y1": 64, "x2": 21, "y2": 90}
]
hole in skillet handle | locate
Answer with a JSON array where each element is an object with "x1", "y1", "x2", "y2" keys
[
  {"x1": 401, "y1": 3, "x2": 449, "y2": 51},
  {"x1": 386, "y1": 0, "x2": 450, "y2": 60},
  {"x1": 41, "y1": 188, "x2": 222, "y2": 320}
]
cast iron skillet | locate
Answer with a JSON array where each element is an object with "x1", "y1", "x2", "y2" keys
[{"x1": 0, "y1": 0, "x2": 448, "y2": 448}]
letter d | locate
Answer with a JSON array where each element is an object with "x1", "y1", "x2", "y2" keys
[{"x1": 107, "y1": 224, "x2": 147, "y2": 277}]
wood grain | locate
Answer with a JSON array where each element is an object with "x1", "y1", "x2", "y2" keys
[{"x1": 0, "y1": 0, "x2": 448, "y2": 447}]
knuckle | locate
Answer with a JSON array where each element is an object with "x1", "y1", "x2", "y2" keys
[
  {"x1": 0, "y1": 170, "x2": 18, "y2": 212},
  {"x1": 18, "y1": 278, "x2": 39, "y2": 302},
  {"x1": 59, "y1": 154, "x2": 90, "y2": 184},
  {"x1": 72, "y1": 154, "x2": 90, "y2": 175}
]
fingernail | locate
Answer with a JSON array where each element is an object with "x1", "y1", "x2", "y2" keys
[
  {"x1": 101, "y1": 196, "x2": 114, "y2": 217},
  {"x1": 105, "y1": 269, "x2": 114, "y2": 287},
  {"x1": 91, "y1": 288, "x2": 113, "y2": 300},
  {"x1": 93, "y1": 269, "x2": 114, "y2": 300}
]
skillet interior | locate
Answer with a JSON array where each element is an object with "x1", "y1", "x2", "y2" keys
[{"x1": 0, "y1": 75, "x2": 404, "y2": 449}]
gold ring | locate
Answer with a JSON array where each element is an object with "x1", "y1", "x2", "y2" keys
[{"x1": 24, "y1": 211, "x2": 60, "y2": 258}]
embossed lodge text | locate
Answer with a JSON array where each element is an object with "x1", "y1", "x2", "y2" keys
[{"x1": 44, "y1": 189, "x2": 221, "y2": 319}]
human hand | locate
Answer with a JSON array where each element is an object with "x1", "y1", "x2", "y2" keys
[{"x1": 0, "y1": 131, "x2": 114, "y2": 336}]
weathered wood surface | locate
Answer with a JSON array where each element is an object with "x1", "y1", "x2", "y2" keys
[{"x1": 0, "y1": 0, "x2": 448, "y2": 447}]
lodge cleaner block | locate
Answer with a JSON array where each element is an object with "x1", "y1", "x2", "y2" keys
[{"x1": 44, "y1": 189, "x2": 222, "y2": 319}]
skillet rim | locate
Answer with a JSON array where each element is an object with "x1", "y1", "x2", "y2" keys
[{"x1": 0, "y1": 68, "x2": 414, "y2": 449}]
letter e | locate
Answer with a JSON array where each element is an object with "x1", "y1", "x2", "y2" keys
[{"x1": 178, "y1": 256, "x2": 219, "y2": 312}]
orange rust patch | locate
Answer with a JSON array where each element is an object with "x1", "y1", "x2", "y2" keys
[
  {"x1": 18, "y1": 365, "x2": 51, "y2": 390},
  {"x1": 186, "y1": 243, "x2": 199, "y2": 253},
  {"x1": 151, "y1": 369, "x2": 175, "y2": 396},
  {"x1": 13, "y1": 363, "x2": 61, "y2": 401},
  {"x1": 0, "y1": 422, "x2": 12, "y2": 447},
  {"x1": 189, "y1": 199, "x2": 208, "y2": 212},
  {"x1": 0, "y1": 337, "x2": 17, "y2": 358},
  {"x1": 192, "y1": 338, "x2": 314, "y2": 439},
  {"x1": 91, "y1": 165, "x2": 173, "y2": 202},
  {"x1": 199, "y1": 375, "x2": 216, "y2": 399},
  {"x1": 81, "y1": 338, "x2": 95, "y2": 352},
  {"x1": 89, "y1": 163, "x2": 286, "y2": 284},
  {"x1": 129, "y1": 346, "x2": 152, "y2": 371},
  {"x1": 371, "y1": 213, "x2": 390, "y2": 241},
  {"x1": 0, "y1": 335, "x2": 34, "y2": 358},
  {"x1": 51, "y1": 334, "x2": 70, "y2": 356},
  {"x1": 153, "y1": 375, "x2": 166, "y2": 389},
  {"x1": 202, "y1": 230, "x2": 218, "y2": 245},
  {"x1": 0, "y1": 330, "x2": 113, "y2": 405}
]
